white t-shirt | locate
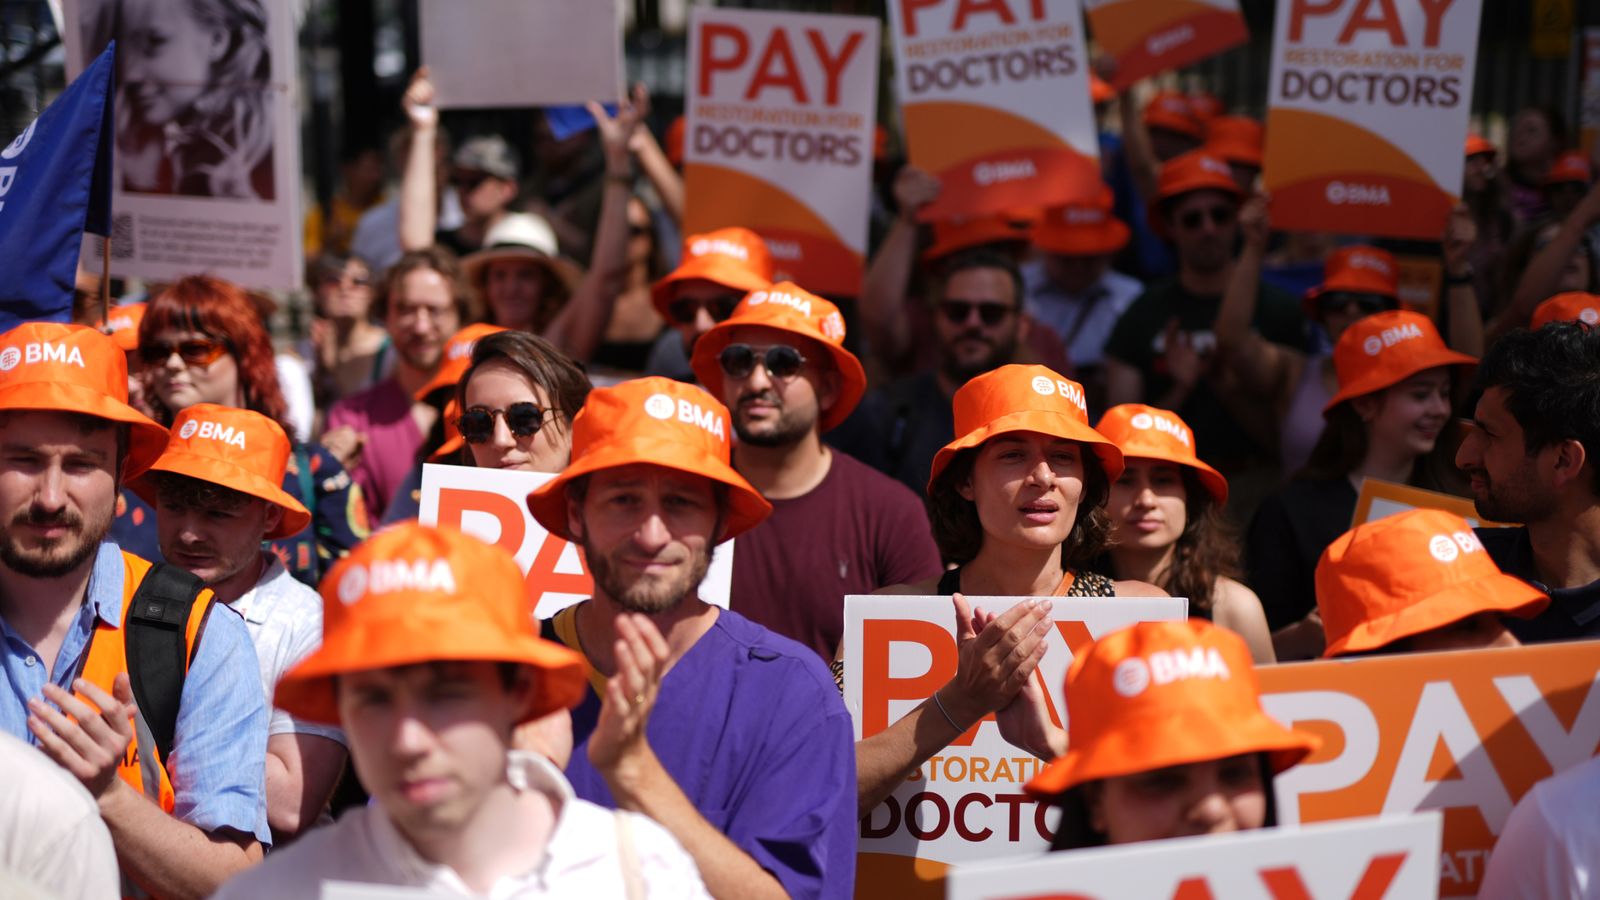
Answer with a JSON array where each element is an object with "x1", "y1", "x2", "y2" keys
[
  {"x1": 0, "y1": 731, "x2": 119, "y2": 899},
  {"x1": 1479, "y1": 755, "x2": 1600, "y2": 899},
  {"x1": 230, "y1": 555, "x2": 345, "y2": 744},
  {"x1": 212, "y1": 751, "x2": 709, "y2": 899}
]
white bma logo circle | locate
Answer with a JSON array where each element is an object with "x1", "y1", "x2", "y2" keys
[
  {"x1": 1112, "y1": 658, "x2": 1151, "y2": 698},
  {"x1": 1581, "y1": 308, "x2": 1599, "y2": 325},
  {"x1": 1428, "y1": 534, "x2": 1459, "y2": 563},
  {"x1": 1363, "y1": 336, "x2": 1383, "y2": 356},
  {"x1": 1031, "y1": 376, "x2": 1055, "y2": 396},
  {"x1": 1130, "y1": 413, "x2": 1155, "y2": 430},
  {"x1": 337, "y1": 565, "x2": 369, "y2": 605},
  {"x1": 178, "y1": 420, "x2": 199, "y2": 439},
  {"x1": 690, "y1": 239, "x2": 710, "y2": 257},
  {"x1": 1326, "y1": 181, "x2": 1348, "y2": 205},
  {"x1": 644, "y1": 393, "x2": 676, "y2": 420},
  {"x1": 0, "y1": 347, "x2": 19, "y2": 371}
]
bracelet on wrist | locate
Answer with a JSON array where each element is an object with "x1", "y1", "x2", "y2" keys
[{"x1": 931, "y1": 689, "x2": 966, "y2": 733}]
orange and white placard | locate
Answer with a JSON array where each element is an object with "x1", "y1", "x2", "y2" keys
[
  {"x1": 685, "y1": 7, "x2": 879, "y2": 295},
  {"x1": 417, "y1": 464, "x2": 734, "y2": 618},
  {"x1": 1084, "y1": 0, "x2": 1249, "y2": 91},
  {"x1": 1257, "y1": 641, "x2": 1600, "y2": 897},
  {"x1": 1351, "y1": 477, "x2": 1510, "y2": 529},
  {"x1": 844, "y1": 594, "x2": 1187, "y2": 895},
  {"x1": 1262, "y1": 0, "x2": 1483, "y2": 239},
  {"x1": 947, "y1": 812, "x2": 1442, "y2": 899},
  {"x1": 888, "y1": 0, "x2": 1100, "y2": 221}
]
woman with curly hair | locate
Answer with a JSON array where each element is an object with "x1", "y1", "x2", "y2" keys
[{"x1": 1094, "y1": 404, "x2": 1274, "y2": 663}]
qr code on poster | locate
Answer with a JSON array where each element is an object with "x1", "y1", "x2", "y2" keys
[{"x1": 109, "y1": 214, "x2": 133, "y2": 259}]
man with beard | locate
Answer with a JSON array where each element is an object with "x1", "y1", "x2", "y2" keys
[
  {"x1": 325, "y1": 247, "x2": 474, "y2": 520},
  {"x1": 0, "y1": 323, "x2": 270, "y2": 897},
  {"x1": 876, "y1": 247, "x2": 1031, "y2": 495},
  {"x1": 137, "y1": 404, "x2": 348, "y2": 841},
  {"x1": 1103, "y1": 151, "x2": 1302, "y2": 498},
  {"x1": 1458, "y1": 322, "x2": 1600, "y2": 642},
  {"x1": 526, "y1": 378, "x2": 857, "y2": 900},
  {"x1": 687, "y1": 284, "x2": 941, "y2": 661}
]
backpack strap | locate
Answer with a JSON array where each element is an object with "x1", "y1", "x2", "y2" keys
[{"x1": 124, "y1": 563, "x2": 208, "y2": 768}]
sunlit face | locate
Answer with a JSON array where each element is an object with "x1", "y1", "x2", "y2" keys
[
  {"x1": 144, "y1": 329, "x2": 242, "y2": 413},
  {"x1": 719, "y1": 325, "x2": 831, "y2": 448},
  {"x1": 119, "y1": 0, "x2": 228, "y2": 127},
  {"x1": 1355, "y1": 369, "x2": 1451, "y2": 461},
  {"x1": 569, "y1": 465, "x2": 719, "y2": 614},
  {"x1": 387, "y1": 268, "x2": 459, "y2": 372},
  {"x1": 0, "y1": 412, "x2": 119, "y2": 579},
  {"x1": 1088, "y1": 754, "x2": 1268, "y2": 845},
  {"x1": 154, "y1": 479, "x2": 277, "y2": 587},
  {"x1": 960, "y1": 432, "x2": 1086, "y2": 553},
  {"x1": 1108, "y1": 460, "x2": 1187, "y2": 551},
  {"x1": 483, "y1": 259, "x2": 554, "y2": 332},
  {"x1": 461, "y1": 359, "x2": 570, "y2": 473},
  {"x1": 1165, "y1": 190, "x2": 1238, "y2": 276},
  {"x1": 1456, "y1": 386, "x2": 1558, "y2": 525},
  {"x1": 315, "y1": 259, "x2": 374, "y2": 321}
]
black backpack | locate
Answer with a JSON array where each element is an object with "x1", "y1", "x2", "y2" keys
[{"x1": 123, "y1": 562, "x2": 211, "y2": 767}]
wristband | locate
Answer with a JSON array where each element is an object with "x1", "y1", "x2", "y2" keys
[{"x1": 931, "y1": 689, "x2": 966, "y2": 733}]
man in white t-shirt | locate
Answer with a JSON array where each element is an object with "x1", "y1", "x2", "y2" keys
[
  {"x1": 133, "y1": 404, "x2": 347, "y2": 841},
  {"x1": 213, "y1": 522, "x2": 709, "y2": 898},
  {"x1": 0, "y1": 731, "x2": 118, "y2": 899},
  {"x1": 1480, "y1": 754, "x2": 1600, "y2": 900}
]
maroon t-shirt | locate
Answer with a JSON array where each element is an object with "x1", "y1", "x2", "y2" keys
[{"x1": 730, "y1": 450, "x2": 944, "y2": 661}]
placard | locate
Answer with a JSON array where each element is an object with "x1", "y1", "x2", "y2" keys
[
  {"x1": 1351, "y1": 478, "x2": 1510, "y2": 529},
  {"x1": 416, "y1": 464, "x2": 734, "y2": 618},
  {"x1": 420, "y1": 0, "x2": 622, "y2": 108},
  {"x1": 63, "y1": 0, "x2": 302, "y2": 290},
  {"x1": 684, "y1": 7, "x2": 879, "y2": 295},
  {"x1": 1262, "y1": 0, "x2": 1483, "y2": 239},
  {"x1": 1257, "y1": 641, "x2": 1600, "y2": 897},
  {"x1": 947, "y1": 812, "x2": 1443, "y2": 899},
  {"x1": 844, "y1": 594, "x2": 1187, "y2": 897},
  {"x1": 1083, "y1": 0, "x2": 1249, "y2": 91},
  {"x1": 887, "y1": 0, "x2": 1100, "y2": 220}
]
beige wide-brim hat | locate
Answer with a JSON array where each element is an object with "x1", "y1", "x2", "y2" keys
[{"x1": 461, "y1": 213, "x2": 582, "y2": 296}]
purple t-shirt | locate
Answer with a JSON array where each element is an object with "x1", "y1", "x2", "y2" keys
[
  {"x1": 731, "y1": 450, "x2": 943, "y2": 661},
  {"x1": 548, "y1": 607, "x2": 857, "y2": 900},
  {"x1": 325, "y1": 377, "x2": 421, "y2": 522}
]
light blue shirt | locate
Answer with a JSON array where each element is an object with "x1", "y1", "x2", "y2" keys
[{"x1": 0, "y1": 543, "x2": 271, "y2": 846}]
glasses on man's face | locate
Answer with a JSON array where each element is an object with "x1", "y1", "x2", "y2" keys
[
  {"x1": 717, "y1": 343, "x2": 808, "y2": 381},
  {"x1": 452, "y1": 170, "x2": 490, "y2": 193},
  {"x1": 139, "y1": 337, "x2": 231, "y2": 367},
  {"x1": 938, "y1": 299, "x2": 1014, "y2": 327},
  {"x1": 392, "y1": 301, "x2": 457, "y2": 326},
  {"x1": 668, "y1": 294, "x2": 742, "y2": 326},
  {"x1": 1318, "y1": 292, "x2": 1397, "y2": 318},
  {"x1": 456, "y1": 403, "x2": 551, "y2": 444},
  {"x1": 1176, "y1": 205, "x2": 1235, "y2": 231}
]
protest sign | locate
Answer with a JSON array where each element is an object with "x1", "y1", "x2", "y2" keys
[
  {"x1": 1257, "y1": 641, "x2": 1600, "y2": 896},
  {"x1": 844, "y1": 594, "x2": 1187, "y2": 898},
  {"x1": 1350, "y1": 478, "x2": 1510, "y2": 529},
  {"x1": 420, "y1": 0, "x2": 621, "y2": 108},
  {"x1": 1083, "y1": 0, "x2": 1249, "y2": 91},
  {"x1": 63, "y1": 0, "x2": 302, "y2": 290},
  {"x1": 886, "y1": 0, "x2": 1100, "y2": 220},
  {"x1": 947, "y1": 812, "x2": 1443, "y2": 899},
  {"x1": 684, "y1": 7, "x2": 879, "y2": 295},
  {"x1": 1394, "y1": 254, "x2": 1444, "y2": 317},
  {"x1": 416, "y1": 464, "x2": 734, "y2": 618},
  {"x1": 1262, "y1": 0, "x2": 1483, "y2": 239}
]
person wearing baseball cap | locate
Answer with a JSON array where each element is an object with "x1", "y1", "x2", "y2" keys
[
  {"x1": 648, "y1": 226, "x2": 776, "y2": 380},
  {"x1": 1026, "y1": 620, "x2": 1319, "y2": 850},
  {"x1": 212, "y1": 522, "x2": 710, "y2": 898},
  {"x1": 133, "y1": 404, "x2": 348, "y2": 842},
  {"x1": 1530, "y1": 291, "x2": 1600, "y2": 329},
  {"x1": 525, "y1": 378, "x2": 856, "y2": 900},
  {"x1": 688, "y1": 284, "x2": 940, "y2": 661},
  {"x1": 1096, "y1": 404, "x2": 1274, "y2": 663},
  {"x1": 0, "y1": 323, "x2": 274, "y2": 895},
  {"x1": 1316, "y1": 509, "x2": 1546, "y2": 658},
  {"x1": 1250, "y1": 310, "x2": 1477, "y2": 659}
]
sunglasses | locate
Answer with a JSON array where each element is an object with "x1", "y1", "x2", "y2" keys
[
  {"x1": 1176, "y1": 205, "x2": 1235, "y2": 230},
  {"x1": 939, "y1": 299, "x2": 1014, "y2": 327},
  {"x1": 1317, "y1": 292, "x2": 1397, "y2": 317},
  {"x1": 139, "y1": 337, "x2": 231, "y2": 367},
  {"x1": 717, "y1": 343, "x2": 807, "y2": 381},
  {"x1": 456, "y1": 403, "x2": 551, "y2": 444},
  {"x1": 667, "y1": 294, "x2": 742, "y2": 326},
  {"x1": 452, "y1": 171, "x2": 491, "y2": 192},
  {"x1": 318, "y1": 271, "x2": 371, "y2": 289}
]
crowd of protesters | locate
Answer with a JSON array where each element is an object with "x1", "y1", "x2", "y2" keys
[{"x1": 1, "y1": 43, "x2": 1598, "y2": 900}]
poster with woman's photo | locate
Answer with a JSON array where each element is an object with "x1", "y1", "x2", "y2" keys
[{"x1": 63, "y1": 0, "x2": 301, "y2": 290}]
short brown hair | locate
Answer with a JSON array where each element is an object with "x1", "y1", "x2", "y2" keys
[
  {"x1": 454, "y1": 331, "x2": 592, "y2": 457},
  {"x1": 928, "y1": 443, "x2": 1112, "y2": 568},
  {"x1": 374, "y1": 246, "x2": 480, "y2": 325}
]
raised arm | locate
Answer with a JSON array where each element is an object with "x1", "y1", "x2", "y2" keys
[
  {"x1": 1112, "y1": 75, "x2": 1160, "y2": 202},
  {"x1": 631, "y1": 119, "x2": 685, "y2": 224},
  {"x1": 860, "y1": 165, "x2": 941, "y2": 369},
  {"x1": 397, "y1": 68, "x2": 441, "y2": 252},
  {"x1": 1440, "y1": 204, "x2": 1484, "y2": 358},
  {"x1": 1214, "y1": 193, "x2": 1297, "y2": 394},
  {"x1": 1501, "y1": 181, "x2": 1600, "y2": 333}
]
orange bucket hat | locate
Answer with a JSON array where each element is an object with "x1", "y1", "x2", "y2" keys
[
  {"x1": 414, "y1": 323, "x2": 508, "y2": 402},
  {"x1": 665, "y1": 115, "x2": 686, "y2": 167},
  {"x1": 1303, "y1": 245, "x2": 1400, "y2": 316},
  {"x1": 651, "y1": 227, "x2": 775, "y2": 319},
  {"x1": 1143, "y1": 90, "x2": 1204, "y2": 140},
  {"x1": 1463, "y1": 134, "x2": 1495, "y2": 159},
  {"x1": 131, "y1": 404, "x2": 311, "y2": 539},
  {"x1": 274, "y1": 522, "x2": 588, "y2": 725},
  {"x1": 1315, "y1": 509, "x2": 1547, "y2": 658},
  {"x1": 1531, "y1": 291, "x2": 1600, "y2": 329},
  {"x1": 1203, "y1": 115, "x2": 1263, "y2": 168},
  {"x1": 0, "y1": 322, "x2": 168, "y2": 478},
  {"x1": 1324, "y1": 310, "x2": 1476, "y2": 413},
  {"x1": 1542, "y1": 151, "x2": 1592, "y2": 187},
  {"x1": 1089, "y1": 74, "x2": 1115, "y2": 105},
  {"x1": 689, "y1": 283, "x2": 866, "y2": 432},
  {"x1": 929, "y1": 364, "x2": 1123, "y2": 493},
  {"x1": 1153, "y1": 151, "x2": 1242, "y2": 205},
  {"x1": 525, "y1": 377, "x2": 771, "y2": 543},
  {"x1": 103, "y1": 303, "x2": 147, "y2": 353},
  {"x1": 1095, "y1": 404, "x2": 1227, "y2": 503},
  {"x1": 1025, "y1": 620, "x2": 1320, "y2": 798},
  {"x1": 921, "y1": 214, "x2": 1030, "y2": 264},
  {"x1": 431, "y1": 398, "x2": 465, "y2": 461},
  {"x1": 1031, "y1": 186, "x2": 1131, "y2": 258}
]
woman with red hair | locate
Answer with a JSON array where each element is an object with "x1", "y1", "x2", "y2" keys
[{"x1": 113, "y1": 275, "x2": 369, "y2": 585}]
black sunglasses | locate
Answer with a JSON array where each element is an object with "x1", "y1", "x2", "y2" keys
[
  {"x1": 456, "y1": 403, "x2": 551, "y2": 444},
  {"x1": 138, "y1": 337, "x2": 231, "y2": 367},
  {"x1": 1317, "y1": 292, "x2": 1397, "y2": 317},
  {"x1": 667, "y1": 294, "x2": 742, "y2": 326},
  {"x1": 452, "y1": 171, "x2": 491, "y2": 192},
  {"x1": 939, "y1": 299, "x2": 1014, "y2": 327},
  {"x1": 717, "y1": 343, "x2": 807, "y2": 381},
  {"x1": 1177, "y1": 205, "x2": 1235, "y2": 230}
]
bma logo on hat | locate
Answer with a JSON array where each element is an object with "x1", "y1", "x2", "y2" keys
[
  {"x1": 1363, "y1": 321, "x2": 1424, "y2": 356},
  {"x1": 1, "y1": 342, "x2": 85, "y2": 370},
  {"x1": 748, "y1": 290, "x2": 812, "y2": 317},
  {"x1": 1031, "y1": 376, "x2": 1087, "y2": 413},
  {"x1": 179, "y1": 420, "x2": 200, "y2": 439},
  {"x1": 1428, "y1": 530, "x2": 1482, "y2": 563},
  {"x1": 644, "y1": 393, "x2": 676, "y2": 420},
  {"x1": 1116, "y1": 647, "x2": 1231, "y2": 697},
  {"x1": 1198, "y1": 155, "x2": 1231, "y2": 178},
  {"x1": 448, "y1": 339, "x2": 479, "y2": 361},
  {"x1": 1113, "y1": 658, "x2": 1151, "y2": 697},
  {"x1": 339, "y1": 559, "x2": 458, "y2": 605},
  {"x1": 1582, "y1": 308, "x2": 1600, "y2": 325},
  {"x1": 336, "y1": 564, "x2": 368, "y2": 605},
  {"x1": 820, "y1": 311, "x2": 845, "y2": 342},
  {"x1": 1063, "y1": 206, "x2": 1107, "y2": 226},
  {"x1": 0, "y1": 347, "x2": 19, "y2": 371},
  {"x1": 690, "y1": 237, "x2": 747, "y2": 261},
  {"x1": 186, "y1": 420, "x2": 247, "y2": 448},
  {"x1": 1350, "y1": 252, "x2": 1392, "y2": 276},
  {"x1": 1130, "y1": 412, "x2": 1192, "y2": 447}
]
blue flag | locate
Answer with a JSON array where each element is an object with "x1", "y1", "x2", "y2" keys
[{"x1": 0, "y1": 42, "x2": 116, "y2": 332}]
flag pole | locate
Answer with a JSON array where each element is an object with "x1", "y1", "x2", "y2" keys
[{"x1": 100, "y1": 236, "x2": 111, "y2": 327}]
